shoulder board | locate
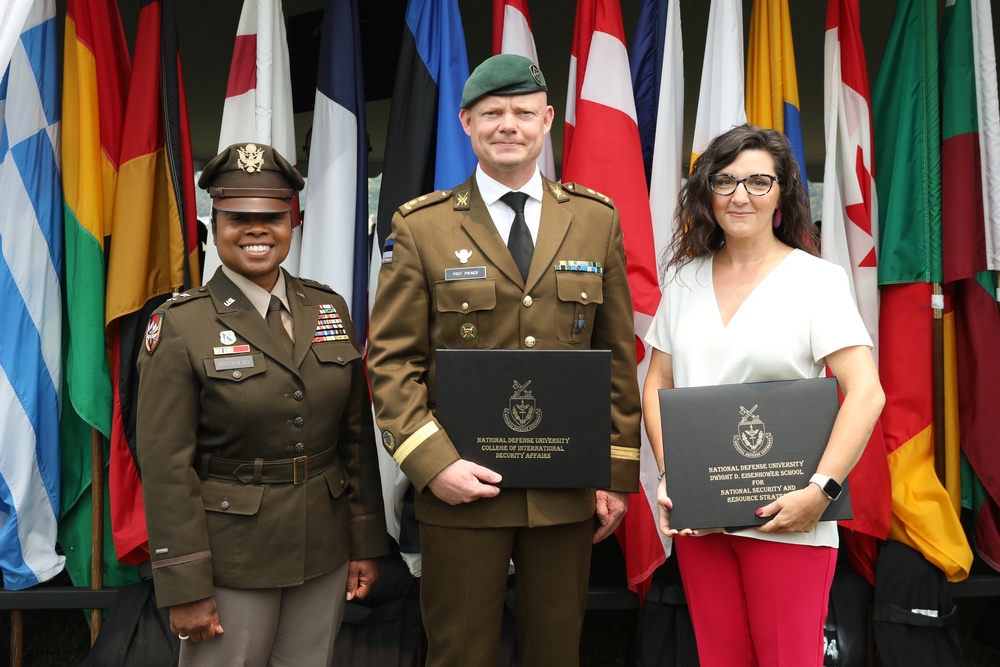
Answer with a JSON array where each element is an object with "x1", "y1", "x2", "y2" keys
[
  {"x1": 300, "y1": 278, "x2": 338, "y2": 295},
  {"x1": 397, "y1": 190, "x2": 455, "y2": 217},
  {"x1": 160, "y1": 287, "x2": 211, "y2": 308},
  {"x1": 561, "y1": 182, "x2": 615, "y2": 208}
]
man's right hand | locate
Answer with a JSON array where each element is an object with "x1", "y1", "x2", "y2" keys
[{"x1": 427, "y1": 459, "x2": 502, "y2": 504}]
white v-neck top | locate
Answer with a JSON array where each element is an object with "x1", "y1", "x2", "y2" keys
[{"x1": 646, "y1": 249, "x2": 872, "y2": 547}]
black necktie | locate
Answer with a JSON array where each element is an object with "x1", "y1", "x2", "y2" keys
[
  {"x1": 500, "y1": 191, "x2": 533, "y2": 281},
  {"x1": 267, "y1": 295, "x2": 294, "y2": 357}
]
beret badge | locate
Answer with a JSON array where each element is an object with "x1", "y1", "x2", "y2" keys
[{"x1": 530, "y1": 64, "x2": 542, "y2": 85}]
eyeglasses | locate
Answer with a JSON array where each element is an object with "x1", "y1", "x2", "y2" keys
[{"x1": 708, "y1": 173, "x2": 779, "y2": 197}]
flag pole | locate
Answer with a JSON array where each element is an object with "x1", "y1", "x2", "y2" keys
[
  {"x1": 90, "y1": 427, "x2": 104, "y2": 643},
  {"x1": 932, "y1": 283, "x2": 946, "y2": 484}
]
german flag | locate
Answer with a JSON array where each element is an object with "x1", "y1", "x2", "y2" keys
[{"x1": 106, "y1": 0, "x2": 201, "y2": 564}]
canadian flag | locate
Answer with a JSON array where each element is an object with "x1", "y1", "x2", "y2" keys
[{"x1": 563, "y1": 0, "x2": 666, "y2": 600}]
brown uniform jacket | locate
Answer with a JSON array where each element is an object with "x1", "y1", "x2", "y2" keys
[
  {"x1": 137, "y1": 269, "x2": 388, "y2": 608},
  {"x1": 368, "y1": 176, "x2": 641, "y2": 529}
]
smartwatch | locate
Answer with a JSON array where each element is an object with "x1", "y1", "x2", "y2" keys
[{"x1": 809, "y1": 473, "x2": 843, "y2": 501}]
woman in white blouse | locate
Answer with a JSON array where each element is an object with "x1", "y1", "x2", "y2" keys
[{"x1": 642, "y1": 124, "x2": 884, "y2": 667}]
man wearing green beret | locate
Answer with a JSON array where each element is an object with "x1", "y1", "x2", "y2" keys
[{"x1": 368, "y1": 54, "x2": 641, "y2": 666}]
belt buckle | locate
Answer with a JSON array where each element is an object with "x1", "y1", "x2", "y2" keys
[{"x1": 293, "y1": 456, "x2": 308, "y2": 485}]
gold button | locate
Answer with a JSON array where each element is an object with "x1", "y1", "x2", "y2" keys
[
  {"x1": 524, "y1": 336, "x2": 536, "y2": 347},
  {"x1": 522, "y1": 295, "x2": 533, "y2": 307},
  {"x1": 462, "y1": 302, "x2": 469, "y2": 311},
  {"x1": 581, "y1": 292, "x2": 588, "y2": 300}
]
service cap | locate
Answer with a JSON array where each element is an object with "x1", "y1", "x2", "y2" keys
[
  {"x1": 198, "y1": 142, "x2": 304, "y2": 213},
  {"x1": 460, "y1": 54, "x2": 547, "y2": 109}
]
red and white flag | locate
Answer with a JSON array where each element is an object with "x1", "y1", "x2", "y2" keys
[
  {"x1": 203, "y1": 0, "x2": 300, "y2": 278},
  {"x1": 822, "y1": 0, "x2": 879, "y2": 352},
  {"x1": 563, "y1": 0, "x2": 664, "y2": 600},
  {"x1": 492, "y1": 0, "x2": 555, "y2": 180},
  {"x1": 821, "y1": 0, "x2": 891, "y2": 583}
]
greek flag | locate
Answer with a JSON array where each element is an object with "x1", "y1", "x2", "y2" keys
[{"x1": 0, "y1": 0, "x2": 65, "y2": 590}]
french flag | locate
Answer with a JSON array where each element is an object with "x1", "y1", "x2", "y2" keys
[{"x1": 299, "y1": 0, "x2": 370, "y2": 330}]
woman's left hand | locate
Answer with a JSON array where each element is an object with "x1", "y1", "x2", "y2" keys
[
  {"x1": 754, "y1": 484, "x2": 830, "y2": 534},
  {"x1": 346, "y1": 559, "x2": 379, "y2": 600}
]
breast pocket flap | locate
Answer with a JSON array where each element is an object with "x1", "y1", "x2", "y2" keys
[
  {"x1": 555, "y1": 272, "x2": 604, "y2": 304},
  {"x1": 435, "y1": 279, "x2": 497, "y2": 313},
  {"x1": 313, "y1": 343, "x2": 361, "y2": 366}
]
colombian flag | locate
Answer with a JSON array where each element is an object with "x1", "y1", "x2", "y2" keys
[{"x1": 747, "y1": 0, "x2": 807, "y2": 184}]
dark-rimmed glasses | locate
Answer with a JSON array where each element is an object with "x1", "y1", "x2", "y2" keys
[{"x1": 708, "y1": 173, "x2": 779, "y2": 197}]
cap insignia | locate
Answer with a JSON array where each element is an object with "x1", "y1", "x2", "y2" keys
[{"x1": 237, "y1": 143, "x2": 265, "y2": 173}]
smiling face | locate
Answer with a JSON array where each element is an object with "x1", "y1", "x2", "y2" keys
[
  {"x1": 213, "y1": 209, "x2": 291, "y2": 290},
  {"x1": 710, "y1": 149, "x2": 781, "y2": 244},
  {"x1": 459, "y1": 91, "x2": 553, "y2": 188}
]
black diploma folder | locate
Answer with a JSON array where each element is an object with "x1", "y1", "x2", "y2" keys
[
  {"x1": 659, "y1": 377, "x2": 852, "y2": 530},
  {"x1": 435, "y1": 349, "x2": 611, "y2": 488}
]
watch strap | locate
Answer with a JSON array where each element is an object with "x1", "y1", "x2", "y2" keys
[{"x1": 809, "y1": 473, "x2": 843, "y2": 501}]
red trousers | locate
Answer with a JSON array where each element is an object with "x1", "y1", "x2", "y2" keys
[{"x1": 675, "y1": 533, "x2": 837, "y2": 667}]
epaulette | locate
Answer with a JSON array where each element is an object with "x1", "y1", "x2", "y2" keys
[
  {"x1": 160, "y1": 287, "x2": 211, "y2": 308},
  {"x1": 397, "y1": 189, "x2": 455, "y2": 217},
  {"x1": 300, "y1": 278, "x2": 337, "y2": 295},
  {"x1": 561, "y1": 182, "x2": 615, "y2": 208}
]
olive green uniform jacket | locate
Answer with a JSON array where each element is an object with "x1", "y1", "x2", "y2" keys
[
  {"x1": 137, "y1": 269, "x2": 388, "y2": 608},
  {"x1": 368, "y1": 176, "x2": 642, "y2": 528}
]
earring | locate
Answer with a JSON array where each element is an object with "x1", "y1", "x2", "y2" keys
[{"x1": 772, "y1": 209, "x2": 783, "y2": 228}]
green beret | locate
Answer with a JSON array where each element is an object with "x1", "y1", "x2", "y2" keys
[
  {"x1": 198, "y1": 142, "x2": 304, "y2": 213},
  {"x1": 461, "y1": 54, "x2": 547, "y2": 109}
]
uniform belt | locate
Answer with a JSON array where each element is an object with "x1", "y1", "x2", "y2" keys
[{"x1": 196, "y1": 447, "x2": 338, "y2": 485}]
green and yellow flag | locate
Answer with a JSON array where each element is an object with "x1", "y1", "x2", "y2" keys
[
  {"x1": 873, "y1": 0, "x2": 972, "y2": 581},
  {"x1": 59, "y1": 0, "x2": 140, "y2": 589}
]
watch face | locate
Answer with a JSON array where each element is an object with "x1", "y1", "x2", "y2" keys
[{"x1": 824, "y1": 478, "x2": 842, "y2": 500}]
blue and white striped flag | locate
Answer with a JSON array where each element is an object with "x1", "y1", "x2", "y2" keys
[{"x1": 0, "y1": 0, "x2": 65, "y2": 590}]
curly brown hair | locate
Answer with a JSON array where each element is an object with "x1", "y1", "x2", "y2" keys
[{"x1": 663, "y1": 124, "x2": 818, "y2": 276}]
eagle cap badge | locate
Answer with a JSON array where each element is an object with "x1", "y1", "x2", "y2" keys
[{"x1": 237, "y1": 143, "x2": 265, "y2": 173}]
